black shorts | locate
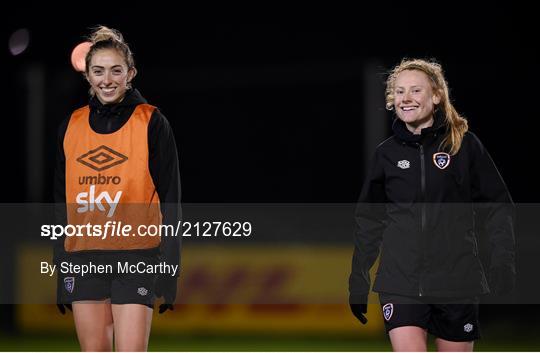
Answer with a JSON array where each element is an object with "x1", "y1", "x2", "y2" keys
[
  {"x1": 59, "y1": 253, "x2": 158, "y2": 309},
  {"x1": 378, "y1": 292, "x2": 480, "y2": 342}
]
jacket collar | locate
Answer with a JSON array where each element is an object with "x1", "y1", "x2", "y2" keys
[
  {"x1": 89, "y1": 88, "x2": 147, "y2": 114},
  {"x1": 392, "y1": 110, "x2": 447, "y2": 144}
]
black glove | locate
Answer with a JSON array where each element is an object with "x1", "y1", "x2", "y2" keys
[
  {"x1": 54, "y1": 250, "x2": 72, "y2": 315},
  {"x1": 155, "y1": 275, "x2": 178, "y2": 314},
  {"x1": 349, "y1": 293, "x2": 368, "y2": 324},
  {"x1": 489, "y1": 265, "x2": 516, "y2": 296},
  {"x1": 57, "y1": 303, "x2": 72, "y2": 315}
]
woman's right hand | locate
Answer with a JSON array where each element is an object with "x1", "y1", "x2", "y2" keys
[{"x1": 350, "y1": 303, "x2": 368, "y2": 324}]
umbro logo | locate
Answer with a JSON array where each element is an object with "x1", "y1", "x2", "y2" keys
[
  {"x1": 397, "y1": 160, "x2": 410, "y2": 169},
  {"x1": 77, "y1": 145, "x2": 128, "y2": 171}
]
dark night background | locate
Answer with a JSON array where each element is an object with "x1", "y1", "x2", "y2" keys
[
  {"x1": 2, "y1": 2, "x2": 540, "y2": 348},
  {"x1": 3, "y1": 4, "x2": 539, "y2": 203}
]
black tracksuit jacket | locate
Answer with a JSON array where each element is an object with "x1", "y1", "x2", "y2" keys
[{"x1": 349, "y1": 115, "x2": 515, "y2": 302}]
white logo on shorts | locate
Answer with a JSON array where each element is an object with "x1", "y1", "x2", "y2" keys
[
  {"x1": 397, "y1": 160, "x2": 410, "y2": 169},
  {"x1": 383, "y1": 303, "x2": 394, "y2": 321},
  {"x1": 137, "y1": 287, "x2": 148, "y2": 296},
  {"x1": 64, "y1": 277, "x2": 75, "y2": 294},
  {"x1": 464, "y1": 323, "x2": 473, "y2": 333}
]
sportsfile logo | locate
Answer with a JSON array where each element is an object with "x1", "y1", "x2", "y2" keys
[
  {"x1": 77, "y1": 145, "x2": 128, "y2": 171},
  {"x1": 76, "y1": 145, "x2": 126, "y2": 217}
]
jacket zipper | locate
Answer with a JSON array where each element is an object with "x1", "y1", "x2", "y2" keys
[{"x1": 419, "y1": 143, "x2": 426, "y2": 297}]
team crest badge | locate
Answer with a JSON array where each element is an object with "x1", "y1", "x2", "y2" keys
[
  {"x1": 433, "y1": 152, "x2": 450, "y2": 169},
  {"x1": 64, "y1": 277, "x2": 75, "y2": 294},
  {"x1": 382, "y1": 303, "x2": 393, "y2": 321}
]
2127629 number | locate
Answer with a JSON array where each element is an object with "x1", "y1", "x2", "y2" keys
[{"x1": 182, "y1": 221, "x2": 252, "y2": 237}]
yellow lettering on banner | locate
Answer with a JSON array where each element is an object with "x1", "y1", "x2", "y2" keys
[{"x1": 17, "y1": 245, "x2": 382, "y2": 334}]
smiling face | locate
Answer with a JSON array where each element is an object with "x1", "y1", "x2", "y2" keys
[
  {"x1": 393, "y1": 69, "x2": 441, "y2": 133},
  {"x1": 87, "y1": 48, "x2": 135, "y2": 104}
]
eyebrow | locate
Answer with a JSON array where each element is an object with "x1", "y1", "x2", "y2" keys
[
  {"x1": 90, "y1": 65, "x2": 124, "y2": 70},
  {"x1": 395, "y1": 85, "x2": 424, "y2": 89}
]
